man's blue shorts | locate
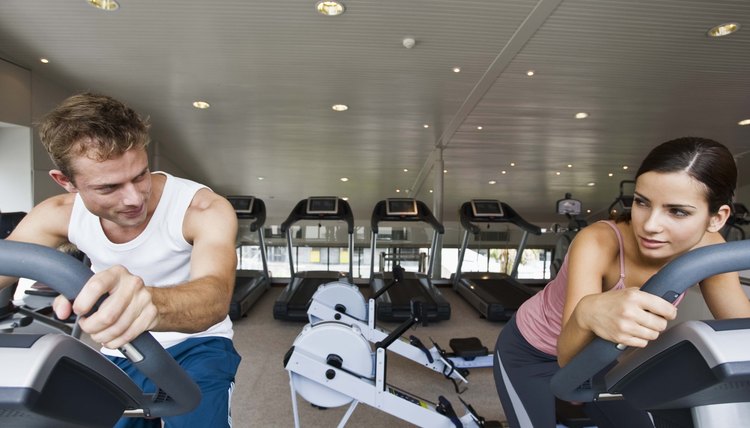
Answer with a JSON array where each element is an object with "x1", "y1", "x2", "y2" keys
[{"x1": 107, "y1": 336, "x2": 241, "y2": 428}]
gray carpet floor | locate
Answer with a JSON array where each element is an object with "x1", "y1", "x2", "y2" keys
[{"x1": 230, "y1": 285, "x2": 507, "y2": 427}]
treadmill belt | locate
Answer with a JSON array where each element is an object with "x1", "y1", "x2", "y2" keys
[
  {"x1": 287, "y1": 277, "x2": 335, "y2": 309},
  {"x1": 374, "y1": 273, "x2": 450, "y2": 322}
]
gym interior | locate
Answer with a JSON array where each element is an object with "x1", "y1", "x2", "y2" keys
[{"x1": 2, "y1": 1, "x2": 750, "y2": 427}]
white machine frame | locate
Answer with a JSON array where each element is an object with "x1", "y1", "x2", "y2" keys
[{"x1": 307, "y1": 280, "x2": 473, "y2": 383}]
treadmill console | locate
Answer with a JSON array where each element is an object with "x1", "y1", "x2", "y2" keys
[
  {"x1": 386, "y1": 198, "x2": 418, "y2": 216},
  {"x1": 470, "y1": 199, "x2": 504, "y2": 218},
  {"x1": 227, "y1": 196, "x2": 255, "y2": 215},
  {"x1": 307, "y1": 197, "x2": 339, "y2": 215},
  {"x1": 556, "y1": 197, "x2": 581, "y2": 216}
]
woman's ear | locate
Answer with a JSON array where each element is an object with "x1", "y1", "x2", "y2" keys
[
  {"x1": 49, "y1": 170, "x2": 78, "y2": 193},
  {"x1": 707, "y1": 204, "x2": 732, "y2": 233}
]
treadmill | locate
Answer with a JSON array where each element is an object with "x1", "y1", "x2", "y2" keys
[
  {"x1": 226, "y1": 196, "x2": 271, "y2": 320},
  {"x1": 369, "y1": 198, "x2": 450, "y2": 322},
  {"x1": 452, "y1": 199, "x2": 542, "y2": 321},
  {"x1": 273, "y1": 196, "x2": 354, "y2": 321}
]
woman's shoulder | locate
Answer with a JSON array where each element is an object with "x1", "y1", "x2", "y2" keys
[{"x1": 574, "y1": 221, "x2": 624, "y2": 246}]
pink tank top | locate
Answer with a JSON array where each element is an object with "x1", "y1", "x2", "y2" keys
[{"x1": 515, "y1": 221, "x2": 626, "y2": 356}]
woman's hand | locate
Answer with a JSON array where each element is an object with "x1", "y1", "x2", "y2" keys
[{"x1": 574, "y1": 287, "x2": 677, "y2": 348}]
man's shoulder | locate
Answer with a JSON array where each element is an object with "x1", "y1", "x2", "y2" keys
[{"x1": 36, "y1": 192, "x2": 76, "y2": 212}]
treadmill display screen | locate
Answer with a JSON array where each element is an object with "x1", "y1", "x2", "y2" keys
[
  {"x1": 556, "y1": 198, "x2": 581, "y2": 215},
  {"x1": 227, "y1": 196, "x2": 255, "y2": 214},
  {"x1": 307, "y1": 197, "x2": 339, "y2": 214},
  {"x1": 386, "y1": 199, "x2": 418, "y2": 216},
  {"x1": 471, "y1": 200, "x2": 504, "y2": 217}
]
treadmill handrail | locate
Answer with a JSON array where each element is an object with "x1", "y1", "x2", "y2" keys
[
  {"x1": 370, "y1": 200, "x2": 445, "y2": 234},
  {"x1": 550, "y1": 239, "x2": 750, "y2": 402},
  {"x1": 0, "y1": 239, "x2": 201, "y2": 417},
  {"x1": 280, "y1": 197, "x2": 355, "y2": 234},
  {"x1": 280, "y1": 197, "x2": 355, "y2": 281},
  {"x1": 236, "y1": 197, "x2": 269, "y2": 278},
  {"x1": 455, "y1": 201, "x2": 541, "y2": 284},
  {"x1": 369, "y1": 199, "x2": 444, "y2": 277},
  {"x1": 458, "y1": 201, "x2": 541, "y2": 235}
]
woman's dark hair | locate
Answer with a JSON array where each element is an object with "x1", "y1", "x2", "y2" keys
[{"x1": 636, "y1": 137, "x2": 736, "y2": 214}]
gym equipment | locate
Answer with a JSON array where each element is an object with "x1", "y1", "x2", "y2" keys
[
  {"x1": 226, "y1": 195, "x2": 271, "y2": 320},
  {"x1": 551, "y1": 239, "x2": 750, "y2": 427},
  {"x1": 306, "y1": 265, "x2": 469, "y2": 388},
  {"x1": 0, "y1": 211, "x2": 77, "y2": 336},
  {"x1": 369, "y1": 198, "x2": 450, "y2": 322},
  {"x1": 551, "y1": 193, "x2": 587, "y2": 278},
  {"x1": 721, "y1": 202, "x2": 749, "y2": 241},
  {"x1": 284, "y1": 300, "x2": 501, "y2": 427},
  {"x1": 607, "y1": 180, "x2": 635, "y2": 219},
  {"x1": 0, "y1": 240, "x2": 200, "y2": 427},
  {"x1": 273, "y1": 196, "x2": 354, "y2": 321},
  {"x1": 452, "y1": 200, "x2": 542, "y2": 322}
]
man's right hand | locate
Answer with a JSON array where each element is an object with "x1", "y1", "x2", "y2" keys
[{"x1": 53, "y1": 265, "x2": 159, "y2": 349}]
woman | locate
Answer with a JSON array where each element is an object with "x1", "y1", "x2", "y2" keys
[{"x1": 493, "y1": 137, "x2": 750, "y2": 427}]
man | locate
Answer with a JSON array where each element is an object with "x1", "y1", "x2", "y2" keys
[{"x1": 0, "y1": 93, "x2": 241, "y2": 427}]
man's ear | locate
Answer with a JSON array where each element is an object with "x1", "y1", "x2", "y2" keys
[
  {"x1": 707, "y1": 204, "x2": 732, "y2": 233},
  {"x1": 49, "y1": 170, "x2": 78, "y2": 193}
]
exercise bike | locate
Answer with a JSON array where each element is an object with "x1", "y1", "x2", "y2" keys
[
  {"x1": 552, "y1": 239, "x2": 750, "y2": 427},
  {"x1": 285, "y1": 300, "x2": 501, "y2": 427},
  {"x1": 0, "y1": 240, "x2": 201, "y2": 427}
]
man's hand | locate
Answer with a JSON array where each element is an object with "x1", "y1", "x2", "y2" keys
[{"x1": 53, "y1": 265, "x2": 159, "y2": 349}]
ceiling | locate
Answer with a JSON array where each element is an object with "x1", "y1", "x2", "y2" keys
[{"x1": 1, "y1": 0, "x2": 749, "y2": 225}]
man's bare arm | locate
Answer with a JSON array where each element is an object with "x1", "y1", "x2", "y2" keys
[{"x1": 0, "y1": 194, "x2": 73, "y2": 289}]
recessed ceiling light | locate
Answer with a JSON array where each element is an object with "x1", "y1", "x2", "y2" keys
[
  {"x1": 587, "y1": 182, "x2": 596, "y2": 186},
  {"x1": 423, "y1": 124, "x2": 430, "y2": 128},
  {"x1": 316, "y1": 0, "x2": 345, "y2": 16},
  {"x1": 192, "y1": 101, "x2": 210, "y2": 109},
  {"x1": 443, "y1": 169, "x2": 448, "y2": 174},
  {"x1": 396, "y1": 189, "x2": 401, "y2": 193},
  {"x1": 501, "y1": 170, "x2": 507, "y2": 174},
  {"x1": 452, "y1": 67, "x2": 461, "y2": 73},
  {"x1": 332, "y1": 104, "x2": 348, "y2": 111},
  {"x1": 587, "y1": 209, "x2": 591, "y2": 213},
  {"x1": 342, "y1": 197, "x2": 349, "y2": 201},
  {"x1": 340, "y1": 177, "x2": 349, "y2": 182},
  {"x1": 477, "y1": 126, "x2": 483, "y2": 130},
  {"x1": 575, "y1": 112, "x2": 589, "y2": 119},
  {"x1": 739, "y1": 119, "x2": 750, "y2": 126},
  {"x1": 567, "y1": 164, "x2": 573, "y2": 168},
  {"x1": 87, "y1": 0, "x2": 119, "y2": 11},
  {"x1": 608, "y1": 173, "x2": 614, "y2": 177},
  {"x1": 403, "y1": 169, "x2": 409, "y2": 172},
  {"x1": 488, "y1": 180, "x2": 497, "y2": 185},
  {"x1": 526, "y1": 70, "x2": 535, "y2": 77},
  {"x1": 707, "y1": 22, "x2": 740, "y2": 38},
  {"x1": 429, "y1": 189, "x2": 434, "y2": 193},
  {"x1": 623, "y1": 165, "x2": 629, "y2": 170},
  {"x1": 555, "y1": 171, "x2": 561, "y2": 176},
  {"x1": 510, "y1": 162, "x2": 516, "y2": 167},
  {"x1": 40, "y1": 58, "x2": 49, "y2": 64},
  {"x1": 257, "y1": 176, "x2": 264, "y2": 180}
]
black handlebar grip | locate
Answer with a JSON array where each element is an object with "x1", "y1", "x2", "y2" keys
[{"x1": 0, "y1": 239, "x2": 201, "y2": 416}]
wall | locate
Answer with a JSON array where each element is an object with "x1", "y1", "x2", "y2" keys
[
  {"x1": 0, "y1": 58, "x2": 32, "y2": 212},
  {"x1": 0, "y1": 126, "x2": 32, "y2": 212}
]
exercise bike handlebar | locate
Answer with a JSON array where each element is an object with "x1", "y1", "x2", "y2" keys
[
  {"x1": 551, "y1": 239, "x2": 750, "y2": 402},
  {"x1": 0, "y1": 239, "x2": 201, "y2": 417}
]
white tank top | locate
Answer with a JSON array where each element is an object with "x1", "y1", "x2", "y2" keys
[{"x1": 68, "y1": 171, "x2": 233, "y2": 356}]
